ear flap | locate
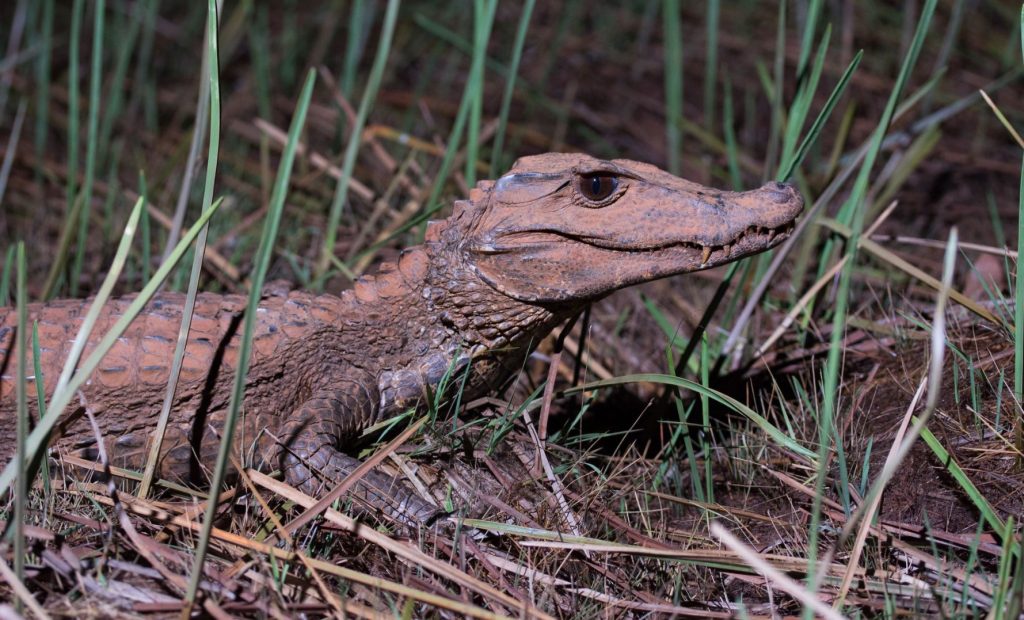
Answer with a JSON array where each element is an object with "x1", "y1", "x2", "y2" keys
[
  {"x1": 491, "y1": 172, "x2": 568, "y2": 205},
  {"x1": 471, "y1": 245, "x2": 610, "y2": 303}
]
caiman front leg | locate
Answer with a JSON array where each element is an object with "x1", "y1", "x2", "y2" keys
[{"x1": 270, "y1": 376, "x2": 444, "y2": 526}]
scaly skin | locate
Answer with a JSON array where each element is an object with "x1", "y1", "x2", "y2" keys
[{"x1": 0, "y1": 153, "x2": 803, "y2": 524}]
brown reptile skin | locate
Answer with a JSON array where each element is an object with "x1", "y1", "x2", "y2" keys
[{"x1": 0, "y1": 153, "x2": 803, "y2": 525}]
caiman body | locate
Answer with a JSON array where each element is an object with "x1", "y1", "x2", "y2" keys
[{"x1": 0, "y1": 153, "x2": 802, "y2": 523}]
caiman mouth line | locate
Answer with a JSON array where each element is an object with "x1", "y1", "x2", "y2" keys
[{"x1": 477, "y1": 222, "x2": 797, "y2": 265}]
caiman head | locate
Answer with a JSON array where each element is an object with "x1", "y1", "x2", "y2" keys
[{"x1": 451, "y1": 153, "x2": 803, "y2": 304}]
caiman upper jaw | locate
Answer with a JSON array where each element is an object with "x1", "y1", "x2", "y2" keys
[{"x1": 696, "y1": 220, "x2": 798, "y2": 268}]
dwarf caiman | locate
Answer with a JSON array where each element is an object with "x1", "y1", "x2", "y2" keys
[{"x1": 0, "y1": 153, "x2": 803, "y2": 524}]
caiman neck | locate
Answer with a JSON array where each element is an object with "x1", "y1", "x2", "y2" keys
[
  {"x1": 346, "y1": 235, "x2": 568, "y2": 357},
  {"x1": 340, "y1": 233, "x2": 571, "y2": 420},
  {"x1": 420, "y1": 241, "x2": 566, "y2": 354}
]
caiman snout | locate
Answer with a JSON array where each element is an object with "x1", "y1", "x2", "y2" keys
[{"x1": 740, "y1": 181, "x2": 804, "y2": 231}]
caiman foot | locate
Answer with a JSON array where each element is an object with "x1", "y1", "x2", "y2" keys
[
  {"x1": 274, "y1": 393, "x2": 446, "y2": 524},
  {"x1": 274, "y1": 386, "x2": 448, "y2": 527},
  {"x1": 280, "y1": 444, "x2": 446, "y2": 527}
]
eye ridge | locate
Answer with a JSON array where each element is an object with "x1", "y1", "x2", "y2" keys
[{"x1": 578, "y1": 173, "x2": 620, "y2": 203}]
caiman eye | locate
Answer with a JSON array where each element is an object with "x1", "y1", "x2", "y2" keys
[{"x1": 577, "y1": 173, "x2": 619, "y2": 204}]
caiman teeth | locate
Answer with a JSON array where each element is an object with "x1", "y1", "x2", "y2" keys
[
  {"x1": 722, "y1": 244, "x2": 731, "y2": 257},
  {"x1": 701, "y1": 246, "x2": 712, "y2": 265}
]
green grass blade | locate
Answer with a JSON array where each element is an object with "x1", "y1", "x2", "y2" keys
[
  {"x1": 315, "y1": 0, "x2": 400, "y2": 284},
  {"x1": 1015, "y1": 4, "x2": 1024, "y2": 466},
  {"x1": 0, "y1": 197, "x2": 225, "y2": 498},
  {"x1": 763, "y1": 0, "x2": 786, "y2": 178},
  {"x1": 671, "y1": 261, "x2": 740, "y2": 381},
  {"x1": 248, "y1": 4, "x2": 272, "y2": 122},
  {"x1": 829, "y1": 227, "x2": 959, "y2": 608},
  {"x1": 0, "y1": 246, "x2": 12, "y2": 304},
  {"x1": 662, "y1": 0, "x2": 683, "y2": 175},
  {"x1": 41, "y1": 191, "x2": 86, "y2": 301},
  {"x1": 811, "y1": 0, "x2": 938, "y2": 592},
  {"x1": 2, "y1": 0, "x2": 28, "y2": 121},
  {"x1": 722, "y1": 74, "x2": 742, "y2": 190},
  {"x1": 699, "y1": 334, "x2": 713, "y2": 503},
  {"x1": 64, "y1": 0, "x2": 84, "y2": 293},
  {"x1": 30, "y1": 321, "x2": 49, "y2": 495},
  {"x1": 138, "y1": 170, "x2": 151, "y2": 284},
  {"x1": 412, "y1": 11, "x2": 510, "y2": 80},
  {"x1": 140, "y1": 0, "x2": 223, "y2": 499},
  {"x1": 917, "y1": 424, "x2": 1004, "y2": 534},
  {"x1": 184, "y1": 68, "x2": 317, "y2": 606},
  {"x1": 421, "y1": 0, "x2": 497, "y2": 217},
  {"x1": 465, "y1": 0, "x2": 498, "y2": 188},
  {"x1": 779, "y1": 24, "x2": 831, "y2": 178},
  {"x1": 640, "y1": 295, "x2": 685, "y2": 357},
  {"x1": 50, "y1": 195, "x2": 145, "y2": 398},
  {"x1": 341, "y1": 0, "x2": 367, "y2": 95},
  {"x1": 703, "y1": 0, "x2": 719, "y2": 132},
  {"x1": 1007, "y1": 4, "x2": 1024, "y2": 543},
  {"x1": 1008, "y1": 519, "x2": 1024, "y2": 618},
  {"x1": 31, "y1": 0, "x2": 53, "y2": 174},
  {"x1": 70, "y1": 0, "x2": 104, "y2": 297},
  {"x1": 780, "y1": 49, "x2": 863, "y2": 181},
  {"x1": 981, "y1": 89, "x2": 1024, "y2": 148},
  {"x1": 992, "y1": 516, "x2": 1017, "y2": 616},
  {"x1": 96, "y1": 1, "x2": 142, "y2": 163},
  {"x1": 12, "y1": 242, "x2": 27, "y2": 602},
  {"x1": 162, "y1": 23, "x2": 210, "y2": 263},
  {"x1": 720, "y1": 44, "x2": 856, "y2": 358},
  {"x1": 490, "y1": 0, "x2": 535, "y2": 177},
  {"x1": 796, "y1": 0, "x2": 823, "y2": 75},
  {"x1": 0, "y1": 100, "x2": 26, "y2": 208},
  {"x1": 128, "y1": 0, "x2": 160, "y2": 131}
]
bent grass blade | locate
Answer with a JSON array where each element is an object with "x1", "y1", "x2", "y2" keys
[{"x1": 0, "y1": 196, "x2": 224, "y2": 497}]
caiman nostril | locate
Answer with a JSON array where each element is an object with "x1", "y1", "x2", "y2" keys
[{"x1": 760, "y1": 181, "x2": 797, "y2": 204}]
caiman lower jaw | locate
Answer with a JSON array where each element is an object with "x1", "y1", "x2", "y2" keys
[{"x1": 692, "y1": 221, "x2": 798, "y2": 268}]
